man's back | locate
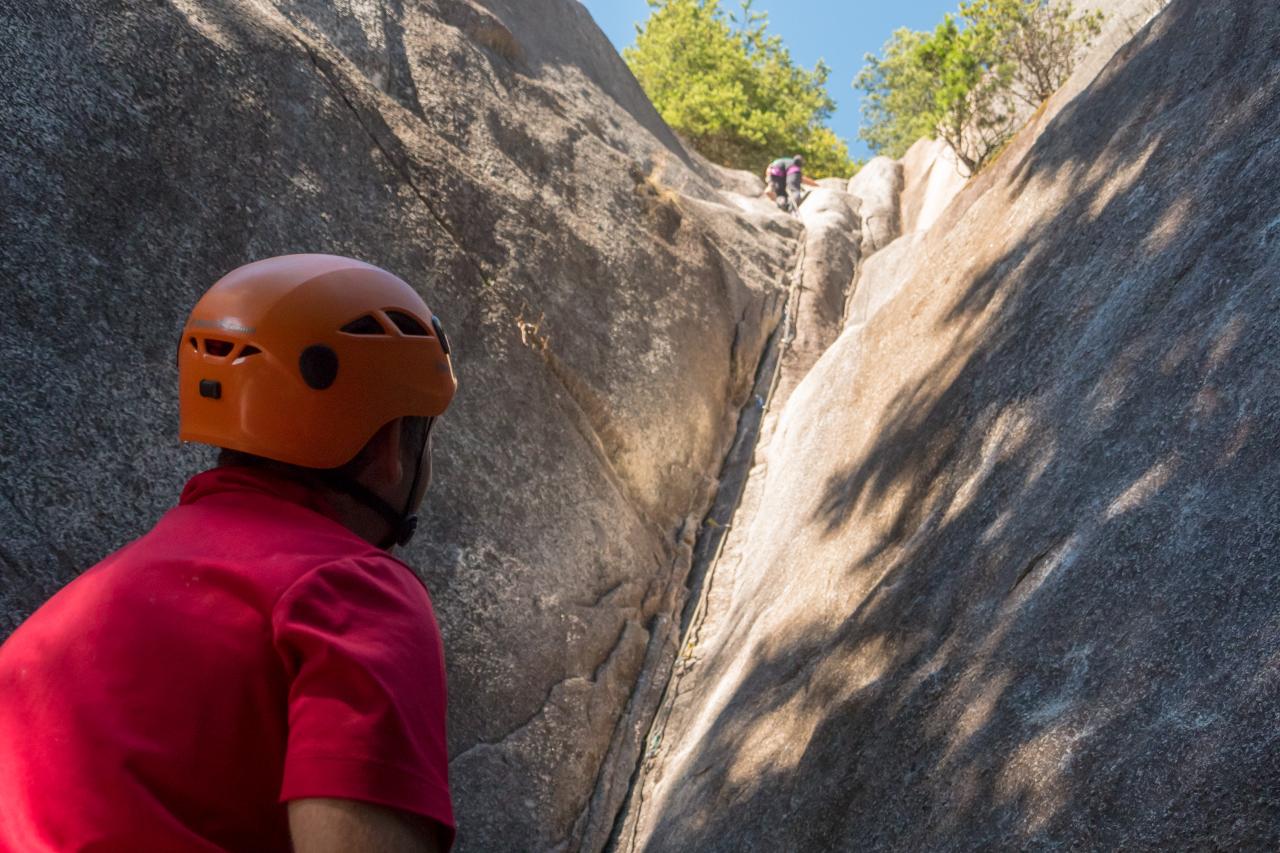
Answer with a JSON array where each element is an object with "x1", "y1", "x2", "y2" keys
[{"x1": 0, "y1": 466, "x2": 453, "y2": 851}]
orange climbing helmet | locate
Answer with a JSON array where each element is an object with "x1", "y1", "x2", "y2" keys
[{"x1": 178, "y1": 254, "x2": 456, "y2": 469}]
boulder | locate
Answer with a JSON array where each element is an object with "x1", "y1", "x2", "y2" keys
[
  {"x1": 848, "y1": 156, "x2": 904, "y2": 255},
  {"x1": 0, "y1": 1, "x2": 794, "y2": 850},
  {"x1": 899, "y1": 137, "x2": 969, "y2": 236},
  {"x1": 843, "y1": 231, "x2": 925, "y2": 331},
  {"x1": 704, "y1": 162, "x2": 768, "y2": 199},
  {"x1": 619, "y1": 2, "x2": 1280, "y2": 849}
]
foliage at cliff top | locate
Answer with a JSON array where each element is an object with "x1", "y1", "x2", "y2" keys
[
  {"x1": 857, "y1": 0, "x2": 1104, "y2": 174},
  {"x1": 625, "y1": 0, "x2": 857, "y2": 179}
]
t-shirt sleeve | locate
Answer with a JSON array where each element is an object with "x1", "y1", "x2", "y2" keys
[{"x1": 271, "y1": 556, "x2": 454, "y2": 845}]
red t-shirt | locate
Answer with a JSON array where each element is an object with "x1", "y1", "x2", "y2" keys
[{"x1": 0, "y1": 467, "x2": 454, "y2": 851}]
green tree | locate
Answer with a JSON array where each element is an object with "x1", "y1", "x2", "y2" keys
[
  {"x1": 625, "y1": 0, "x2": 856, "y2": 178},
  {"x1": 854, "y1": 28, "x2": 938, "y2": 160},
  {"x1": 966, "y1": 0, "x2": 1103, "y2": 107},
  {"x1": 856, "y1": 0, "x2": 1103, "y2": 174},
  {"x1": 916, "y1": 12, "x2": 1017, "y2": 174}
]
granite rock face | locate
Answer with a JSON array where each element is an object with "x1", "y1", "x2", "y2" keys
[
  {"x1": 0, "y1": 1, "x2": 796, "y2": 850},
  {"x1": 844, "y1": 230, "x2": 925, "y2": 332},
  {"x1": 847, "y1": 156, "x2": 904, "y2": 255},
  {"x1": 889, "y1": 0, "x2": 1164, "y2": 242},
  {"x1": 772, "y1": 188, "x2": 861, "y2": 411},
  {"x1": 849, "y1": 0, "x2": 1163, "y2": 339},
  {"x1": 618, "y1": 2, "x2": 1280, "y2": 849},
  {"x1": 899, "y1": 137, "x2": 968, "y2": 236}
]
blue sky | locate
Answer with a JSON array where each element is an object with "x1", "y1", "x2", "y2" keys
[{"x1": 577, "y1": 0, "x2": 960, "y2": 161}]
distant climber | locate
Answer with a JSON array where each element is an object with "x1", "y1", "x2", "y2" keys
[
  {"x1": 0, "y1": 255, "x2": 458, "y2": 851},
  {"x1": 765, "y1": 154, "x2": 820, "y2": 213}
]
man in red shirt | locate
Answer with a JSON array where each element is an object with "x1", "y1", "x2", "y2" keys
[{"x1": 0, "y1": 255, "x2": 458, "y2": 851}]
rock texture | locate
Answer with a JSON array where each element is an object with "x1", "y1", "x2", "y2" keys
[
  {"x1": 0, "y1": 1, "x2": 799, "y2": 850},
  {"x1": 772, "y1": 188, "x2": 862, "y2": 410},
  {"x1": 618, "y1": 2, "x2": 1280, "y2": 850},
  {"x1": 847, "y1": 0, "x2": 1162, "y2": 341},
  {"x1": 848, "y1": 156, "x2": 904, "y2": 255},
  {"x1": 882, "y1": 0, "x2": 1163, "y2": 244},
  {"x1": 1087, "y1": 0, "x2": 1170, "y2": 35},
  {"x1": 844, "y1": 230, "x2": 925, "y2": 331},
  {"x1": 898, "y1": 137, "x2": 968, "y2": 237}
]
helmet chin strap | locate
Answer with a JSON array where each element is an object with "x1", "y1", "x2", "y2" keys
[{"x1": 320, "y1": 417, "x2": 434, "y2": 550}]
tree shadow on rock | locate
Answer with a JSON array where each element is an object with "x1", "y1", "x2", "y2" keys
[{"x1": 639, "y1": 2, "x2": 1280, "y2": 849}]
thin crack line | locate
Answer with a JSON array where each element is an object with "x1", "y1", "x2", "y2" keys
[
  {"x1": 291, "y1": 34, "x2": 495, "y2": 288},
  {"x1": 610, "y1": 225, "x2": 806, "y2": 853}
]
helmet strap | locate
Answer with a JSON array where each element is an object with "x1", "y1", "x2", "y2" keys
[{"x1": 319, "y1": 417, "x2": 435, "y2": 550}]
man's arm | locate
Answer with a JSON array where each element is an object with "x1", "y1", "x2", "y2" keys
[
  {"x1": 289, "y1": 798, "x2": 446, "y2": 853},
  {"x1": 801, "y1": 175, "x2": 820, "y2": 187},
  {"x1": 274, "y1": 560, "x2": 455, "y2": 851}
]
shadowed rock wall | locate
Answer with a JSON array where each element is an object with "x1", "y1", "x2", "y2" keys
[
  {"x1": 617, "y1": 2, "x2": 1280, "y2": 849},
  {"x1": 0, "y1": 1, "x2": 799, "y2": 849}
]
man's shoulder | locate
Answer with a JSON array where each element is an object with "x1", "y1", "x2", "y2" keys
[
  {"x1": 285, "y1": 551, "x2": 431, "y2": 606},
  {"x1": 103, "y1": 493, "x2": 392, "y2": 609},
  {"x1": 162, "y1": 486, "x2": 373, "y2": 561},
  {"x1": 273, "y1": 553, "x2": 442, "y2": 653}
]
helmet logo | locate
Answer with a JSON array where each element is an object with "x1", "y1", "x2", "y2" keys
[
  {"x1": 191, "y1": 318, "x2": 256, "y2": 335},
  {"x1": 299, "y1": 345, "x2": 339, "y2": 390}
]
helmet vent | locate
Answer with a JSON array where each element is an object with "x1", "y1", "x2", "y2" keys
[
  {"x1": 386, "y1": 310, "x2": 429, "y2": 337},
  {"x1": 204, "y1": 339, "x2": 234, "y2": 357},
  {"x1": 235, "y1": 345, "x2": 262, "y2": 361},
  {"x1": 300, "y1": 345, "x2": 339, "y2": 390},
  {"x1": 340, "y1": 314, "x2": 387, "y2": 335},
  {"x1": 188, "y1": 336, "x2": 199, "y2": 352}
]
